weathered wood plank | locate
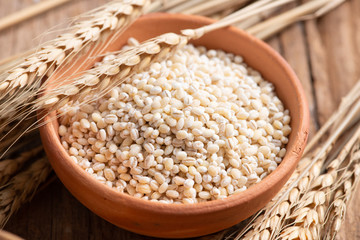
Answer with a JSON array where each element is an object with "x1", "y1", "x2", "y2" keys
[
  {"x1": 336, "y1": 0, "x2": 360, "y2": 239},
  {"x1": 304, "y1": 19, "x2": 334, "y2": 126},
  {"x1": 318, "y1": 2, "x2": 359, "y2": 110},
  {"x1": 279, "y1": 21, "x2": 318, "y2": 138}
]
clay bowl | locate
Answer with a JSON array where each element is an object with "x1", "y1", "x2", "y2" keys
[{"x1": 39, "y1": 13, "x2": 309, "y2": 238}]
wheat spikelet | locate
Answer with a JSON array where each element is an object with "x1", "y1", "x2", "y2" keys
[
  {"x1": 0, "y1": 0, "x2": 151, "y2": 159},
  {"x1": 240, "y1": 158, "x2": 324, "y2": 240},
  {"x1": 36, "y1": 32, "x2": 188, "y2": 111},
  {"x1": 0, "y1": 146, "x2": 43, "y2": 186},
  {"x1": 278, "y1": 127, "x2": 360, "y2": 240},
  {"x1": 0, "y1": 156, "x2": 51, "y2": 227},
  {"x1": 0, "y1": 0, "x2": 150, "y2": 123},
  {"x1": 35, "y1": 0, "x2": 341, "y2": 115},
  {"x1": 0, "y1": 0, "x2": 308, "y2": 154},
  {"x1": 321, "y1": 143, "x2": 360, "y2": 240},
  {"x1": 0, "y1": 0, "x2": 349, "y2": 234},
  {"x1": 236, "y1": 80, "x2": 360, "y2": 240},
  {"x1": 1, "y1": 0, "x2": 337, "y2": 130},
  {"x1": 0, "y1": 0, "x2": 148, "y2": 95},
  {"x1": 323, "y1": 164, "x2": 360, "y2": 240},
  {"x1": 35, "y1": 0, "x2": 296, "y2": 114},
  {"x1": 239, "y1": 124, "x2": 360, "y2": 239}
]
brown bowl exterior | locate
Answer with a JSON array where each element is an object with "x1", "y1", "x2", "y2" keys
[{"x1": 39, "y1": 13, "x2": 309, "y2": 238}]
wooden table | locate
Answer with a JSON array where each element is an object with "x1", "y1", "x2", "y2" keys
[{"x1": 1, "y1": 0, "x2": 360, "y2": 239}]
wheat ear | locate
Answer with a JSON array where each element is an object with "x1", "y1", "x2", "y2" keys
[
  {"x1": 239, "y1": 158, "x2": 324, "y2": 240},
  {"x1": 0, "y1": 0, "x2": 150, "y2": 124},
  {"x1": 36, "y1": 0, "x2": 294, "y2": 112},
  {"x1": 321, "y1": 141, "x2": 360, "y2": 240},
  {"x1": 322, "y1": 164, "x2": 360, "y2": 240},
  {"x1": 236, "y1": 80, "x2": 360, "y2": 240},
  {"x1": 0, "y1": 0, "x2": 151, "y2": 158},
  {"x1": 0, "y1": 146, "x2": 43, "y2": 186},
  {"x1": 279, "y1": 126, "x2": 360, "y2": 240},
  {"x1": 0, "y1": 156, "x2": 51, "y2": 227}
]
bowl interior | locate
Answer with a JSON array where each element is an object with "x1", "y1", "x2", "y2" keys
[{"x1": 39, "y1": 13, "x2": 309, "y2": 238}]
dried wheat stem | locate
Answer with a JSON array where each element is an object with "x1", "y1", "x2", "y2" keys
[
  {"x1": 180, "y1": 0, "x2": 249, "y2": 16},
  {"x1": 165, "y1": 0, "x2": 207, "y2": 13},
  {"x1": 235, "y1": 4, "x2": 279, "y2": 30},
  {"x1": 246, "y1": 0, "x2": 333, "y2": 39},
  {"x1": 303, "y1": 0, "x2": 347, "y2": 20},
  {"x1": 190, "y1": 0, "x2": 295, "y2": 38}
]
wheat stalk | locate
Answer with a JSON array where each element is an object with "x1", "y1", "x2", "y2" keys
[
  {"x1": 174, "y1": 0, "x2": 249, "y2": 16},
  {"x1": 1, "y1": 0, "x2": 263, "y2": 154},
  {"x1": 35, "y1": 0, "x2": 295, "y2": 113},
  {"x1": 321, "y1": 143, "x2": 360, "y2": 240},
  {"x1": 246, "y1": 0, "x2": 345, "y2": 40},
  {"x1": 234, "y1": 80, "x2": 360, "y2": 240},
  {"x1": 0, "y1": 0, "x2": 148, "y2": 95},
  {"x1": 0, "y1": 0, "x2": 298, "y2": 226},
  {"x1": 0, "y1": 0, "x2": 70, "y2": 32},
  {"x1": 1, "y1": 0, "x2": 339, "y2": 129},
  {"x1": 0, "y1": 0, "x2": 150, "y2": 125},
  {"x1": 239, "y1": 158, "x2": 324, "y2": 240},
  {"x1": 302, "y1": 0, "x2": 347, "y2": 20},
  {"x1": 0, "y1": 0, "x2": 350, "y2": 234},
  {"x1": 0, "y1": 156, "x2": 51, "y2": 227},
  {"x1": 36, "y1": 32, "x2": 188, "y2": 111},
  {"x1": 279, "y1": 127, "x2": 360, "y2": 240},
  {"x1": 0, "y1": 0, "x2": 151, "y2": 160},
  {"x1": 322, "y1": 165, "x2": 360, "y2": 240},
  {"x1": 35, "y1": 0, "x2": 342, "y2": 114}
]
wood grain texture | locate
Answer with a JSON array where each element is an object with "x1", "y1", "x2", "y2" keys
[
  {"x1": 279, "y1": 22, "x2": 318, "y2": 138},
  {"x1": 1, "y1": 0, "x2": 359, "y2": 239}
]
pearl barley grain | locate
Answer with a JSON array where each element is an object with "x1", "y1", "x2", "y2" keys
[{"x1": 59, "y1": 43, "x2": 291, "y2": 204}]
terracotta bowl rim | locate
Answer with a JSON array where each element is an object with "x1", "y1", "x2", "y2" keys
[{"x1": 40, "y1": 13, "x2": 309, "y2": 215}]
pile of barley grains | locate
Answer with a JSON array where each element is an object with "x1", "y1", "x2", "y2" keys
[{"x1": 58, "y1": 44, "x2": 291, "y2": 204}]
